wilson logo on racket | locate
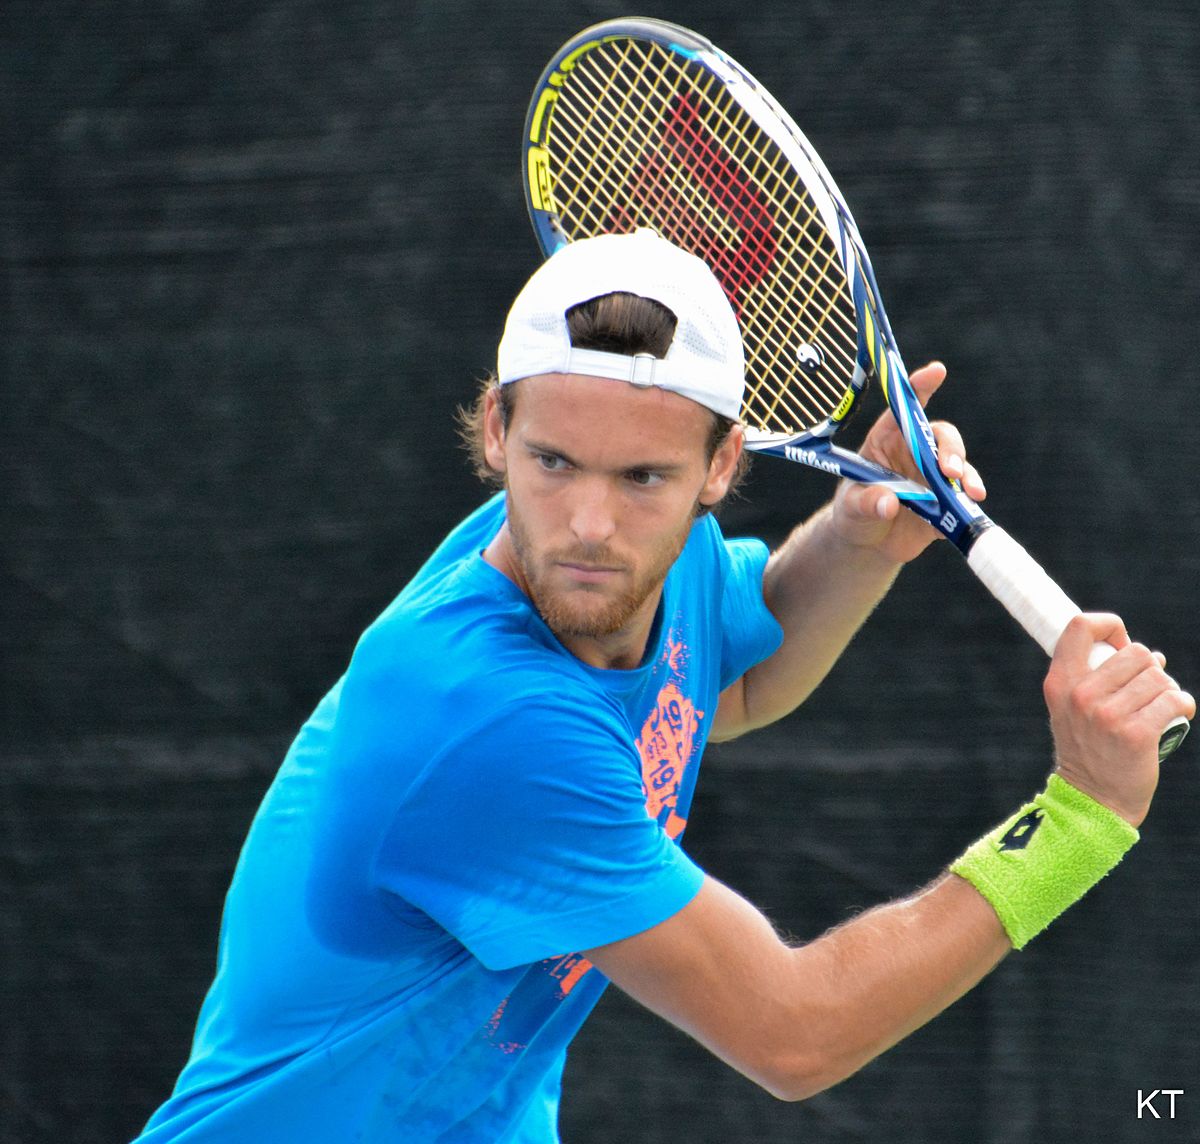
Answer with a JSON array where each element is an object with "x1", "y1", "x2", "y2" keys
[
  {"x1": 608, "y1": 94, "x2": 778, "y2": 320},
  {"x1": 783, "y1": 445, "x2": 841, "y2": 476}
]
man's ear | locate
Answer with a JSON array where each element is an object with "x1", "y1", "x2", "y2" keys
[
  {"x1": 698, "y1": 423, "x2": 744, "y2": 507},
  {"x1": 482, "y1": 385, "x2": 508, "y2": 475}
]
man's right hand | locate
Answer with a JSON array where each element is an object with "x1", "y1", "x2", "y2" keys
[{"x1": 1043, "y1": 613, "x2": 1195, "y2": 827}]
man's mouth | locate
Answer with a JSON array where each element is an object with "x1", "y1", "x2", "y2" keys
[{"x1": 556, "y1": 561, "x2": 624, "y2": 584}]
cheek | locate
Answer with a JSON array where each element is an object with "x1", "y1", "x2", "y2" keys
[
  {"x1": 628, "y1": 496, "x2": 698, "y2": 556},
  {"x1": 507, "y1": 468, "x2": 560, "y2": 516},
  {"x1": 505, "y1": 473, "x2": 566, "y2": 543}
]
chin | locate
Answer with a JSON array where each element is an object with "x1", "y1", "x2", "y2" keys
[{"x1": 536, "y1": 590, "x2": 644, "y2": 642}]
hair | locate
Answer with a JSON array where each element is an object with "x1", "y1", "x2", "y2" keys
[{"x1": 457, "y1": 292, "x2": 751, "y2": 505}]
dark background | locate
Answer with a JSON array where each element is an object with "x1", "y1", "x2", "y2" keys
[{"x1": 3, "y1": 2, "x2": 1199, "y2": 1141}]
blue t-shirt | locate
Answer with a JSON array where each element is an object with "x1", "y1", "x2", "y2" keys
[{"x1": 136, "y1": 494, "x2": 782, "y2": 1143}]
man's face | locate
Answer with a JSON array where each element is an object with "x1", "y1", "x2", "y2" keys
[{"x1": 483, "y1": 373, "x2": 741, "y2": 667}]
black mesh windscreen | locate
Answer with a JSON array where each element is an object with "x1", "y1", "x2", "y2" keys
[{"x1": 4, "y1": 4, "x2": 1199, "y2": 1142}]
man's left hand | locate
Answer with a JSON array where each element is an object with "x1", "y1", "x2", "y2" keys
[{"x1": 830, "y1": 361, "x2": 987, "y2": 565}]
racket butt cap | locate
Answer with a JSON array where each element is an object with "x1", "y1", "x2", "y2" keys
[{"x1": 1158, "y1": 717, "x2": 1190, "y2": 761}]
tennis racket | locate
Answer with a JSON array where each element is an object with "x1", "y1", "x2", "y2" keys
[{"x1": 522, "y1": 17, "x2": 1189, "y2": 759}]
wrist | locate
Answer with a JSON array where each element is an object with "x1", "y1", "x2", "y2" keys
[
  {"x1": 820, "y1": 499, "x2": 904, "y2": 572},
  {"x1": 950, "y1": 773, "x2": 1139, "y2": 950},
  {"x1": 1049, "y1": 764, "x2": 1148, "y2": 829}
]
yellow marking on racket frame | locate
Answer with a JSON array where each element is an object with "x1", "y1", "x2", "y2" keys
[
  {"x1": 862, "y1": 303, "x2": 891, "y2": 403},
  {"x1": 830, "y1": 387, "x2": 856, "y2": 423},
  {"x1": 533, "y1": 38, "x2": 610, "y2": 140},
  {"x1": 529, "y1": 88, "x2": 557, "y2": 144},
  {"x1": 527, "y1": 145, "x2": 555, "y2": 212}
]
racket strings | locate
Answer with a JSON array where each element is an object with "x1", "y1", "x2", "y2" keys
[
  {"x1": 555, "y1": 53, "x2": 841, "y2": 429},
  {"x1": 544, "y1": 36, "x2": 859, "y2": 434},
  {"x1": 552, "y1": 50, "x2": 817, "y2": 401}
]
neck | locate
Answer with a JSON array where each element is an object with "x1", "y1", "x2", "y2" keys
[{"x1": 559, "y1": 596, "x2": 662, "y2": 671}]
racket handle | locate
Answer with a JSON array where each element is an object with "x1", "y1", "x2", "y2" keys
[{"x1": 966, "y1": 525, "x2": 1190, "y2": 760}]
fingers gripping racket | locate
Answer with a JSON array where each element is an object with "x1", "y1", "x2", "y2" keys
[{"x1": 522, "y1": 17, "x2": 1188, "y2": 759}]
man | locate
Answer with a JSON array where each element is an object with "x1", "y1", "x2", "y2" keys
[{"x1": 136, "y1": 230, "x2": 1193, "y2": 1141}]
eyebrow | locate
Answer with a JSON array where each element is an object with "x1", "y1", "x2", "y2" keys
[{"x1": 522, "y1": 437, "x2": 689, "y2": 475}]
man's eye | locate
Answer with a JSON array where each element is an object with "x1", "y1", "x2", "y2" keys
[
  {"x1": 536, "y1": 453, "x2": 569, "y2": 472},
  {"x1": 626, "y1": 470, "x2": 665, "y2": 488}
]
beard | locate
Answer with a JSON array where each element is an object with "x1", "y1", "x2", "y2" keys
[{"x1": 506, "y1": 499, "x2": 693, "y2": 642}]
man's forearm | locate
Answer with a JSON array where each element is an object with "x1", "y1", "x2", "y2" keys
[
  {"x1": 588, "y1": 871, "x2": 1010, "y2": 1103},
  {"x1": 772, "y1": 873, "x2": 1009, "y2": 1098}
]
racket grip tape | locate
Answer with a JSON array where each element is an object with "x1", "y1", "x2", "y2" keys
[{"x1": 965, "y1": 525, "x2": 1189, "y2": 760}]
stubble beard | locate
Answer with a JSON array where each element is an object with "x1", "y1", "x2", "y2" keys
[{"x1": 505, "y1": 500, "x2": 692, "y2": 642}]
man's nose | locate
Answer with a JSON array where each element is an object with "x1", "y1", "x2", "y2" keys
[{"x1": 568, "y1": 480, "x2": 618, "y2": 547}]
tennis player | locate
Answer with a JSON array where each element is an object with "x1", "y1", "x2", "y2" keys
[{"x1": 135, "y1": 230, "x2": 1193, "y2": 1142}]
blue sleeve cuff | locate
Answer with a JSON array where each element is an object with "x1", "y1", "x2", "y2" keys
[{"x1": 469, "y1": 854, "x2": 706, "y2": 971}]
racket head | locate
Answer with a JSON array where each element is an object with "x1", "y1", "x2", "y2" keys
[{"x1": 522, "y1": 19, "x2": 871, "y2": 444}]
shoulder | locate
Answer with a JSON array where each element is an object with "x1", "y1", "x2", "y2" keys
[
  {"x1": 353, "y1": 567, "x2": 601, "y2": 700},
  {"x1": 674, "y1": 513, "x2": 772, "y2": 598},
  {"x1": 333, "y1": 566, "x2": 627, "y2": 772}
]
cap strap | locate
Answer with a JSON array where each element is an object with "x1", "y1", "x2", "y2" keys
[{"x1": 564, "y1": 347, "x2": 661, "y2": 388}]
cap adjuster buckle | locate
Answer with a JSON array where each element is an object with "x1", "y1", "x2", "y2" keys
[{"x1": 628, "y1": 353, "x2": 656, "y2": 388}]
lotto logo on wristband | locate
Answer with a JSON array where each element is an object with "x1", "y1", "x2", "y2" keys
[
  {"x1": 997, "y1": 809, "x2": 1044, "y2": 852},
  {"x1": 950, "y1": 775, "x2": 1138, "y2": 950}
]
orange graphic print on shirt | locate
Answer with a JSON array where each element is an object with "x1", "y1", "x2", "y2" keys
[
  {"x1": 636, "y1": 682, "x2": 700, "y2": 839},
  {"x1": 636, "y1": 639, "x2": 702, "y2": 840},
  {"x1": 484, "y1": 631, "x2": 704, "y2": 1047}
]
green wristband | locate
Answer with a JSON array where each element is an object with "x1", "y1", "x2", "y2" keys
[{"x1": 950, "y1": 773, "x2": 1139, "y2": 950}]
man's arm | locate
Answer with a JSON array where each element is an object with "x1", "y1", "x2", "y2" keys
[
  {"x1": 712, "y1": 362, "x2": 987, "y2": 740},
  {"x1": 590, "y1": 616, "x2": 1195, "y2": 1100},
  {"x1": 589, "y1": 870, "x2": 1005, "y2": 1101}
]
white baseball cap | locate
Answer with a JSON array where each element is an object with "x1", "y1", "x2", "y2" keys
[{"x1": 496, "y1": 229, "x2": 745, "y2": 420}]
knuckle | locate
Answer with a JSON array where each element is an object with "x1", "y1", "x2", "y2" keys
[
  {"x1": 1126, "y1": 641, "x2": 1153, "y2": 664},
  {"x1": 1065, "y1": 678, "x2": 1095, "y2": 719},
  {"x1": 1043, "y1": 669, "x2": 1068, "y2": 706},
  {"x1": 1091, "y1": 698, "x2": 1123, "y2": 735}
]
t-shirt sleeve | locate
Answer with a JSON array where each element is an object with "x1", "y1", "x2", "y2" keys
[
  {"x1": 717, "y1": 534, "x2": 783, "y2": 690},
  {"x1": 373, "y1": 695, "x2": 705, "y2": 972}
]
